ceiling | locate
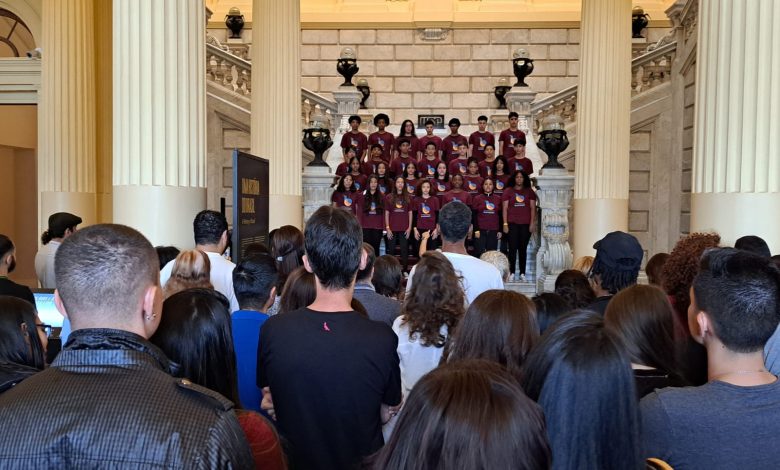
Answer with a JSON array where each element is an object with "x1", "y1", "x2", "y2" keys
[{"x1": 207, "y1": 0, "x2": 677, "y2": 28}]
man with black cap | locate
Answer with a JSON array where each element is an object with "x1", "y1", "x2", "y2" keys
[
  {"x1": 586, "y1": 231, "x2": 644, "y2": 315},
  {"x1": 34, "y1": 212, "x2": 82, "y2": 289}
]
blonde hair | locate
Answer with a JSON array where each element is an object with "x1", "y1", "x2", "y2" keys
[
  {"x1": 164, "y1": 250, "x2": 213, "y2": 298},
  {"x1": 573, "y1": 256, "x2": 594, "y2": 275},
  {"x1": 480, "y1": 251, "x2": 510, "y2": 282}
]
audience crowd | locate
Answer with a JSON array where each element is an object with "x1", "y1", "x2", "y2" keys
[{"x1": 0, "y1": 191, "x2": 779, "y2": 469}]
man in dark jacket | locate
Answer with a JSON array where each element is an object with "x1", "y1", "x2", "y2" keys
[
  {"x1": 353, "y1": 243, "x2": 401, "y2": 327},
  {"x1": 0, "y1": 224, "x2": 253, "y2": 469}
]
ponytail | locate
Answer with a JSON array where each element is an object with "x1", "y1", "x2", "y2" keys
[{"x1": 41, "y1": 230, "x2": 52, "y2": 245}]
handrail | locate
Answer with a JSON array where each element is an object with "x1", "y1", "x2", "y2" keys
[
  {"x1": 302, "y1": 87, "x2": 337, "y2": 114},
  {"x1": 531, "y1": 40, "x2": 677, "y2": 117}
]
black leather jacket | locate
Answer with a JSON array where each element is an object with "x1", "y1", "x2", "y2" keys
[
  {"x1": 0, "y1": 362, "x2": 39, "y2": 394},
  {"x1": 0, "y1": 328, "x2": 253, "y2": 469}
]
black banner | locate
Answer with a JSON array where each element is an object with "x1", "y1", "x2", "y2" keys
[{"x1": 232, "y1": 150, "x2": 269, "y2": 265}]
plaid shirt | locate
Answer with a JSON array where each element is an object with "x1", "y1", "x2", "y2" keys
[{"x1": 0, "y1": 329, "x2": 253, "y2": 469}]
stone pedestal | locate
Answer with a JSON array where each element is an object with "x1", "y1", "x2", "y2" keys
[
  {"x1": 302, "y1": 165, "x2": 337, "y2": 224},
  {"x1": 504, "y1": 87, "x2": 545, "y2": 175},
  {"x1": 326, "y1": 86, "x2": 363, "y2": 171},
  {"x1": 534, "y1": 167, "x2": 575, "y2": 293}
]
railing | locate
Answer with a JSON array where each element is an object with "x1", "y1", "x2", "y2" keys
[
  {"x1": 532, "y1": 40, "x2": 677, "y2": 130},
  {"x1": 206, "y1": 35, "x2": 338, "y2": 133}
]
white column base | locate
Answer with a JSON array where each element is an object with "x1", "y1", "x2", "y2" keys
[
  {"x1": 302, "y1": 165, "x2": 337, "y2": 224},
  {"x1": 269, "y1": 194, "x2": 303, "y2": 230},
  {"x1": 572, "y1": 197, "x2": 628, "y2": 259},
  {"x1": 40, "y1": 191, "x2": 97, "y2": 230},
  {"x1": 691, "y1": 192, "x2": 780, "y2": 254},
  {"x1": 113, "y1": 185, "x2": 206, "y2": 248}
]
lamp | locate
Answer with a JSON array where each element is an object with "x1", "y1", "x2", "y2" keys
[
  {"x1": 336, "y1": 47, "x2": 360, "y2": 87},
  {"x1": 493, "y1": 77, "x2": 511, "y2": 109},
  {"x1": 537, "y1": 114, "x2": 569, "y2": 169},
  {"x1": 511, "y1": 48, "x2": 534, "y2": 87},
  {"x1": 356, "y1": 78, "x2": 371, "y2": 109}
]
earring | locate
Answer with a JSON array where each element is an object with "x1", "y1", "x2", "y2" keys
[{"x1": 145, "y1": 313, "x2": 158, "y2": 321}]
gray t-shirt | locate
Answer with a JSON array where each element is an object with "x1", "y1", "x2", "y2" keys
[{"x1": 641, "y1": 379, "x2": 780, "y2": 469}]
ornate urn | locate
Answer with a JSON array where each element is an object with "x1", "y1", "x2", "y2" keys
[
  {"x1": 224, "y1": 7, "x2": 245, "y2": 39},
  {"x1": 512, "y1": 48, "x2": 534, "y2": 87},
  {"x1": 632, "y1": 7, "x2": 650, "y2": 38},
  {"x1": 336, "y1": 47, "x2": 359, "y2": 86},
  {"x1": 537, "y1": 115, "x2": 569, "y2": 169},
  {"x1": 494, "y1": 77, "x2": 511, "y2": 109}
]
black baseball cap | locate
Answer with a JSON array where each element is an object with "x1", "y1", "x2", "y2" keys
[{"x1": 592, "y1": 231, "x2": 643, "y2": 273}]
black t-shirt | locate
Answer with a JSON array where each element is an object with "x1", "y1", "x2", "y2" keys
[
  {"x1": 258, "y1": 307, "x2": 402, "y2": 470},
  {"x1": 0, "y1": 278, "x2": 35, "y2": 306}
]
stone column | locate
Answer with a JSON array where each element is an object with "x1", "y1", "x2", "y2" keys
[
  {"x1": 325, "y1": 86, "x2": 362, "y2": 171},
  {"x1": 572, "y1": 0, "x2": 632, "y2": 258},
  {"x1": 690, "y1": 0, "x2": 780, "y2": 253},
  {"x1": 252, "y1": 0, "x2": 302, "y2": 229},
  {"x1": 39, "y1": 0, "x2": 97, "y2": 229},
  {"x1": 504, "y1": 87, "x2": 544, "y2": 176},
  {"x1": 112, "y1": 0, "x2": 207, "y2": 247},
  {"x1": 535, "y1": 169, "x2": 575, "y2": 293}
]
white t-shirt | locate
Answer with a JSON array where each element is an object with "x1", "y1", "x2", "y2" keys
[
  {"x1": 34, "y1": 241, "x2": 60, "y2": 289},
  {"x1": 160, "y1": 251, "x2": 239, "y2": 312},
  {"x1": 406, "y1": 251, "x2": 504, "y2": 305}
]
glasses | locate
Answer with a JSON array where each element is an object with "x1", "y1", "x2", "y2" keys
[{"x1": 36, "y1": 324, "x2": 53, "y2": 338}]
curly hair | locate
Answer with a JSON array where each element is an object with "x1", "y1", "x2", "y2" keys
[
  {"x1": 401, "y1": 252, "x2": 465, "y2": 347},
  {"x1": 661, "y1": 232, "x2": 720, "y2": 329}
]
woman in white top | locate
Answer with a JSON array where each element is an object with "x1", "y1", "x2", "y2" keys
[{"x1": 386, "y1": 251, "x2": 465, "y2": 438}]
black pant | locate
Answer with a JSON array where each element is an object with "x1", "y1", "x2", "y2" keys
[
  {"x1": 386, "y1": 231, "x2": 409, "y2": 270},
  {"x1": 506, "y1": 223, "x2": 531, "y2": 275},
  {"x1": 474, "y1": 229, "x2": 499, "y2": 257},
  {"x1": 363, "y1": 228, "x2": 383, "y2": 256}
]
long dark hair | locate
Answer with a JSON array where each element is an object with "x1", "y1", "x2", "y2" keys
[
  {"x1": 372, "y1": 255, "x2": 403, "y2": 298},
  {"x1": 435, "y1": 161, "x2": 450, "y2": 182},
  {"x1": 493, "y1": 156, "x2": 509, "y2": 175},
  {"x1": 522, "y1": 311, "x2": 641, "y2": 470},
  {"x1": 605, "y1": 285, "x2": 685, "y2": 383},
  {"x1": 0, "y1": 296, "x2": 46, "y2": 370},
  {"x1": 445, "y1": 290, "x2": 538, "y2": 381},
  {"x1": 389, "y1": 176, "x2": 411, "y2": 206},
  {"x1": 532, "y1": 292, "x2": 571, "y2": 335},
  {"x1": 369, "y1": 360, "x2": 551, "y2": 470},
  {"x1": 151, "y1": 288, "x2": 241, "y2": 405},
  {"x1": 397, "y1": 119, "x2": 416, "y2": 138},
  {"x1": 402, "y1": 252, "x2": 465, "y2": 347},
  {"x1": 363, "y1": 175, "x2": 384, "y2": 214},
  {"x1": 511, "y1": 169, "x2": 531, "y2": 189},
  {"x1": 270, "y1": 225, "x2": 304, "y2": 293},
  {"x1": 278, "y1": 266, "x2": 316, "y2": 314},
  {"x1": 554, "y1": 269, "x2": 596, "y2": 309},
  {"x1": 335, "y1": 174, "x2": 355, "y2": 193}
]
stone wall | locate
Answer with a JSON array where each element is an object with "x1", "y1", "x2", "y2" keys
[{"x1": 295, "y1": 27, "x2": 671, "y2": 126}]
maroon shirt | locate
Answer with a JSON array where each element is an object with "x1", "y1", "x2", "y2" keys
[
  {"x1": 384, "y1": 194, "x2": 412, "y2": 232},
  {"x1": 397, "y1": 136, "x2": 419, "y2": 158},
  {"x1": 376, "y1": 178, "x2": 390, "y2": 196},
  {"x1": 389, "y1": 156, "x2": 415, "y2": 178},
  {"x1": 441, "y1": 134, "x2": 468, "y2": 163},
  {"x1": 348, "y1": 173, "x2": 368, "y2": 192},
  {"x1": 362, "y1": 159, "x2": 385, "y2": 176},
  {"x1": 440, "y1": 190, "x2": 472, "y2": 207},
  {"x1": 472, "y1": 193, "x2": 502, "y2": 231},
  {"x1": 447, "y1": 158, "x2": 470, "y2": 177},
  {"x1": 433, "y1": 180, "x2": 451, "y2": 196},
  {"x1": 468, "y1": 131, "x2": 495, "y2": 161},
  {"x1": 405, "y1": 177, "x2": 420, "y2": 196},
  {"x1": 502, "y1": 187, "x2": 537, "y2": 224},
  {"x1": 507, "y1": 157, "x2": 534, "y2": 176},
  {"x1": 492, "y1": 174, "x2": 511, "y2": 196},
  {"x1": 360, "y1": 193, "x2": 385, "y2": 229},
  {"x1": 463, "y1": 174, "x2": 484, "y2": 196},
  {"x1": 331, "y1": 190, "x2": 362, "y2": 216},
  {"x1": 414, "y1": 196, "x2": 440, "y2": 231},
  {"x1": 340, "y1": 131, "x2": 368, "y2": 158},
  {"x1": 336, "y1": 162, "x2": 349, "y2": 177},
  {"x1": 368, "y1": 132, "x2": 395, "y2": 162},
  {"x1": 479, "y1": 159, "x2": 497, "y2": 179},
  {"x1": 418, "y1": 135, "x2": 443, "y2": 157},
  {"x1": 418, "y1": 158, "x2": 441, "y2": 179},
  {"x1": 499, "y1": 129, "x2": 526, "y2": 160}
]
